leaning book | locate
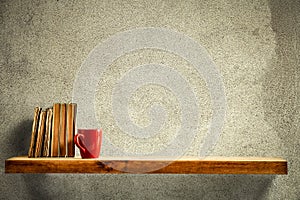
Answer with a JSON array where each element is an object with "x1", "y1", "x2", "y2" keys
[{"x1": 28, "y1": 107, "x2": 41, "y2": 158}]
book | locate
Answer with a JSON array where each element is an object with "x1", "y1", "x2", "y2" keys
[
  {"x1": 28, "y1": 102, "x2": 77, "y2": 158},
  {"x1": 28, "y1": 107, "x2": 42, "y2": 158},
  {"x1": 59, "y1": 103, "x2": 67, "y2": 157},
  {"x1": 67, "y1": 103, "x2": 77, "y2": 157},
  {"x1": 42, "y1": 108, "x2": 53, "y2": 157},
  {"x1": 51, "y1": 103, "x2": 60, "y2": 157},
  {"x1": 34, "y1": 110, "x2": 47, "y2": 157}
]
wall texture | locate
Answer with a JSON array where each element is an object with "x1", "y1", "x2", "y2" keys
[{"x1": 0, "y1": 0, "x2": 299, "y2": 199}]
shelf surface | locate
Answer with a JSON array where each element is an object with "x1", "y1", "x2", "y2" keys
[{"x1": 5, "y1": 156, "x2": 287, "y2": 174}]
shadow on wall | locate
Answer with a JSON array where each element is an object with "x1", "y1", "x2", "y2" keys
[
  {"x1": 263, "y1": 1, "x2": 300, "y2": 198},
  {"x1": 7, "y1": 119, "x2": 32, "y2": 158},
  {"x1": 263, "y1": 1, "x2": 300, "y2": 147},
  {"x1": 15, "y1": 174, "x2": 276, "y2": 200},
  {"x1": 128, "y1": 174, "x2": 275, "y2": 200}
]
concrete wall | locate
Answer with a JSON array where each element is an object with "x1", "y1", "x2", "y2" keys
[{"x1": 1, "y1": 0, "x2": 299, "y2": 199}]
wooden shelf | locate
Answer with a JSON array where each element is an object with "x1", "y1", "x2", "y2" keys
[{"x1": 5, "y1": 156, "x2": 287, "y2": 174}]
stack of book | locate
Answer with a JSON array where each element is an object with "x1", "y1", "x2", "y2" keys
[{"x1": 28, "y1": 103, "x2": 77, "y2": 158}]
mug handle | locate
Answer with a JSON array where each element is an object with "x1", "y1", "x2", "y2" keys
[{"x1": 74, "y1": 134, "x2": 86, "y2": 153}]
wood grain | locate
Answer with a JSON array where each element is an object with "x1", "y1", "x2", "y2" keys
[{"x1": 5, "y1": 156, "x2": 287, "y2": 174}]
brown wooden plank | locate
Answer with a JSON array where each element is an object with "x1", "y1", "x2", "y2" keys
[{"x1": 5, "y1": 156, "x2": 287, "y2": 174}]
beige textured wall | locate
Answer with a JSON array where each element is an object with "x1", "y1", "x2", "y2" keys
[{"x1": 0, "y1": 0, "x2": 299, "y2": 199}]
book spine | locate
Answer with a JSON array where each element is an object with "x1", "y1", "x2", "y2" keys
[
  {"x1": 59, "y1": 103, "x2": 67, "y2": 157},
  {"x1": 43, "y1": 108, "x2": 53, "y2": 157},
  {"x1": 28, "y1": 107, "x2": 41, "y2": 158},
  {"x1": 67, "y1": 103, "x2": 77, "y2": 157},
  {"x1": 34, "y1": 110, "x2": 46, "y2": 157},
  {"x1": 51, "y1": 103, "x2": 60, "y2": 157}
]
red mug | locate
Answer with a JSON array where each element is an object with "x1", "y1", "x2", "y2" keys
[{"x1": 74, "y1": 129, "x2": 102, "y2": 159}]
